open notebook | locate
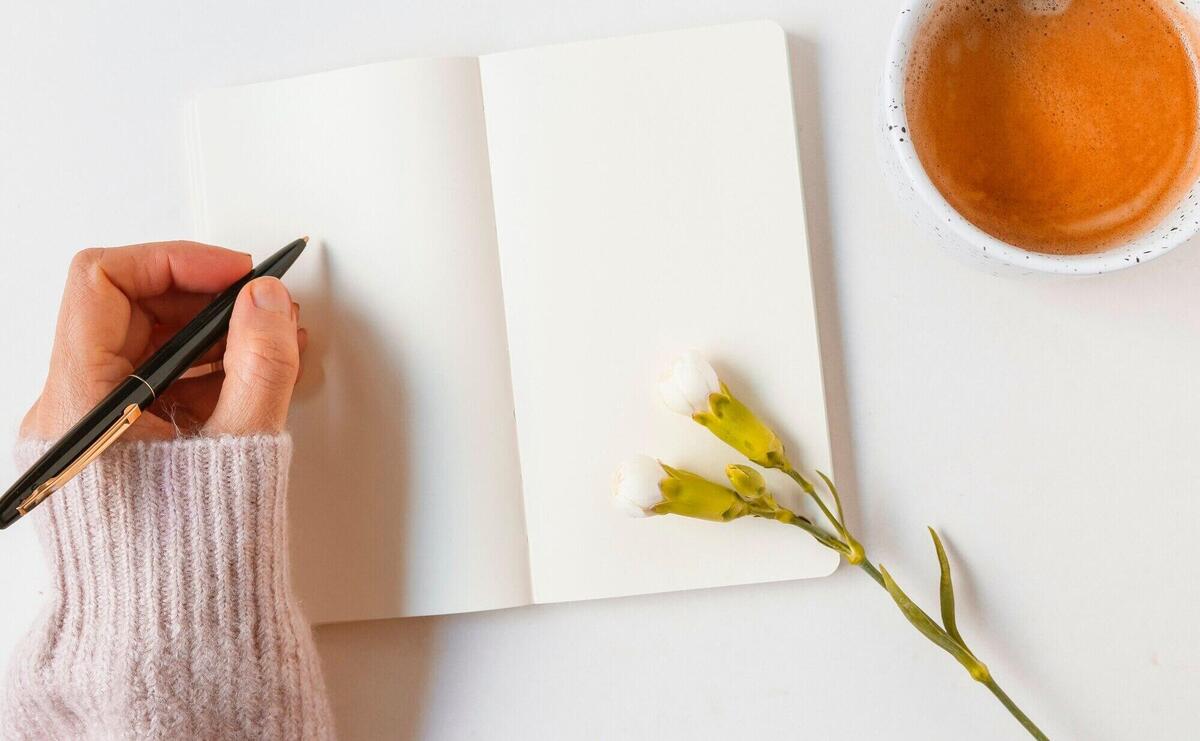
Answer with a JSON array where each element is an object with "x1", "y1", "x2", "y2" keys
[{"x1": 188, "y1": 20, "x2": 836, "y2": 624}]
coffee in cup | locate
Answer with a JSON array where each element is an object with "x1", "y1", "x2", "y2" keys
[{"x1": 904, "y1": 0, "x2": 1200, "y2": 256}]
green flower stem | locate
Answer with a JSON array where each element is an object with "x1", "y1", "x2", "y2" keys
[
  {"x1": 982, "y1": 676, "x2": 1049, "y2": 741},
  {"x1": 781, "y1": 467, "x2": 844, "y2": 534},
  {"x1": 742, "y1": 466, "x2": 1046, "y2": 737},
  {"x1": 853, "y1": 560, "x2": 1048, "y2": 740},
  {"x1": 856, "y1": 558, "x2": 885, "y2": 589},
  {"x1": 774, "y1": 511, "x2": 847, "y2": 553}
]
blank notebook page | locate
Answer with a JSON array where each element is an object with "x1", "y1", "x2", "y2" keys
[
  {"x1": 191, "y1": 58, "x2": 532, "y2": 622},
  {"x1": 479, "y1": 20, "x2": 839, "y2": 604}
]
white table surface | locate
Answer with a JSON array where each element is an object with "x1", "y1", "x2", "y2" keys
[{"x1": 1, "y1": 1, "x2": 1196, "y2": 739}]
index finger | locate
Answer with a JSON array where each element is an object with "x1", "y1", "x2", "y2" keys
[
  {"x1": 49, "y1": 241, "x2": 252, "y2": 390},
  {"x1": 70, "y1": 241, "x2": 252, "y2": 299}
]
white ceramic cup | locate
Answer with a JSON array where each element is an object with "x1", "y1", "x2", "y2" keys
[{"x1": 878, "y1": 0, "x2": 1200, "y2": 275}]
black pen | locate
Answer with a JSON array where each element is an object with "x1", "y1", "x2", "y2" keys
[{"x1": 0, "y1": 237, "x2": 307, "y2": 529}]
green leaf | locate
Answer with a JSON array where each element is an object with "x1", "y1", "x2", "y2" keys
[
  {"x1": 879, "y1": 565, "x2": 963, "y2": 658},
  {"x1": 815, "y1": 470, "x2": 846, "y2": 529},
  {"x1": 880, "y1": 564, "x2": 991, "y2": 682},
  {"x1": 929, "y1": 527, "x2": 965, "y2": 647}
]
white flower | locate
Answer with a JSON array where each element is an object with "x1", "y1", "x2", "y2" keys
[
  {"x1": 658, "y1": 351, "x2": 720, "y2": 416},
  {"x1": 656, "y1": 350, "x2": 790, "y2": 469},
  {"x1": 612, "y1": 455, "x2": 666, "y2": 517}
]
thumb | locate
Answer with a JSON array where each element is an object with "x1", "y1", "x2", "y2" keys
[{"x1": 205, "y1": 277, "x2": 300, "y2": 435}]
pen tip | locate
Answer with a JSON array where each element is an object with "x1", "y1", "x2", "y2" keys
[{"x1": 300, "y1": 235, "x2": 309, "y2": 244}]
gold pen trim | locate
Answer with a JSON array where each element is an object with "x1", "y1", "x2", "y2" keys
[
  {"x1": 178, "y1": 360, "x2": 224, "y2": 380},
  {"x1": 16, "y1": 403, "x2": 143, "y2": 516}
]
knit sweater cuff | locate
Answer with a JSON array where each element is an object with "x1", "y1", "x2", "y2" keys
[
  {"x1": 4, "y1": 435, "x2": 334, "y2": 740},
  {"x1": 15, "y1": 435, "x2": 297, "y2": 626}
]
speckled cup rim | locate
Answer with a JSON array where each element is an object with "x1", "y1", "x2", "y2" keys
[{"x1": 882, "y1": 0, "x2": 1200, "y2": 275}]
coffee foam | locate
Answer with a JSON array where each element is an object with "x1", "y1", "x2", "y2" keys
[
  {"x1": 909, "y1": 0, "x2": 1200, "y2": 95},
  {"x1": 1019, "y1": 0, "x2": 1071, "y2": 15}
]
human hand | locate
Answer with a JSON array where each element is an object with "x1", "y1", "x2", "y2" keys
[{"x1": 21, "y1": 241, "x2": 308, "y2": 440}]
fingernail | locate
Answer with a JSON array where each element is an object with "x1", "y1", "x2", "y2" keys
[{"x1": 251, "y1": 278, "x2": 291, "y2": 315}]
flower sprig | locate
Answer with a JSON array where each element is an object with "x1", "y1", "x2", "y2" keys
[{"x1": 616, "y1": 352, "x2": 1049, "y2": 740}]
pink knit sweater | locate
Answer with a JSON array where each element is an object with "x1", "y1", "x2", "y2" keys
[{"x1": 0, "y1": 435, "x2": 335, "y2": 740}]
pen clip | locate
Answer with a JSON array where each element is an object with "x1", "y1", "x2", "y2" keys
[{"x1": 17, "y1": 403, "x2": 142, "y2": 516}]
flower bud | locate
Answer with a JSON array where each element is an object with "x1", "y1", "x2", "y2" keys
[
  {"x1": 612, "y1": 455, "x2": 668, "y2": 517},
  {"x1": 657, "y1": 464, "x2": 749, "y2": 522},
  {"x1": 725, "y1": 464, "x2": 767, "y2": 502},
  {"x1": 613, "y1": 457, "x2": 749, "y2": 522},
  {"x1": 701, "y1": 389, "x2": 789, "y2": 469},
  {"x1": 659, "y1": 353, "x2": 790, "y2": 470}
]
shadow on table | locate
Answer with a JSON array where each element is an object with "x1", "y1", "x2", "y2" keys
[
  {"x1": 314, "y1": 617, "x2": 436, "y2": 740},
  {"x1": 286, "y1": 243, "x2": 435, "y2": 738},
  {"x1": 785, "y1": 35, "x2": 865, "y2": 542}
]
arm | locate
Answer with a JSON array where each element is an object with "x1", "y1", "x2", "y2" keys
[{"x1": 0, "y1": 242, "x2": 333, "y2": 740}]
